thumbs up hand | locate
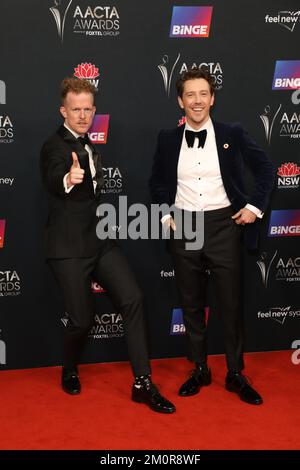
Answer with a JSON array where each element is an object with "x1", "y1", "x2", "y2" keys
[{"x1": 67, "y1": 152, "x2": 85, "y2": 187}]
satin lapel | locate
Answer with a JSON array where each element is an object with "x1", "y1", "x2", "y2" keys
[
  {"x1": 169, "y1": 125, "x2": 185, "y2": 180},
  {"x1": 212, "y1": 120, "x2": 231, "y2": 180}
]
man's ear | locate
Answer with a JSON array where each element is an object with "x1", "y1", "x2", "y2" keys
[
  {"x1": 60, "y1": 106, "x2": 67, "y2": 119},
  {"x1": 178, "y1": 96, "x2": 184, "y2": 110}
]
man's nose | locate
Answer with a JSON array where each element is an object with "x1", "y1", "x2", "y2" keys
[{"x1": 79, "y1": 110, "x2": 85, "y2": 118}]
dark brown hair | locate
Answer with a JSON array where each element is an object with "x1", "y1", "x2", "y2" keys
[{"x1": 176, "y1": 68, "x2": 215, "y2": 98}]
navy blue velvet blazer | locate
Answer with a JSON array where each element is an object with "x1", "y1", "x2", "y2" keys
[{"x1": 149, "y1": 120, "x2": 274, "y2": 249}]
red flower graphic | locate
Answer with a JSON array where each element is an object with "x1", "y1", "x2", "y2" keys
[
  {"x1": 178, "y1": 116, "x2": 187, "y2": 127},
  {"x1": 277, "y1": 162, "x2": 300, "y2": 177},
  {"x1": 74, "y1": 63, "x2": 100, "y2": 79}
]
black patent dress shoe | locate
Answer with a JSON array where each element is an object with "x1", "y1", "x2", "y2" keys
[
  {"x1": 61, "y1": 368, "x2": 81, "y2": 395},
  {"x1": 179, "y1": 365, "x2": 212, "y2": 397},
  {"x1": 225, "y1": 372, "x2": 263, "y2": 405},
  {"x1": 132, "y1": 379, "x2": 176, "y2": 414}
]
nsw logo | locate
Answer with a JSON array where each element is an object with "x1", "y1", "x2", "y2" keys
[{"x1": 277, "y1": 162, "x2": 300, "y2": 189}]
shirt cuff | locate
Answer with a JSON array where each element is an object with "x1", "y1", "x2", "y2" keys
[
  {"x1": 161, "y1": 214, "x2": 172, "y2": 224},
  {"x1": 63, "y1": 173, "x2": 74, "y2": 193},
  {"x1": 245, "y1": 204, "x2": 263, "y2": 219}
]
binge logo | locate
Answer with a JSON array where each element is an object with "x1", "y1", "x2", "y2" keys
[
  {"x1": 0, "y1": 220, "x2": 6, "y2": 249},
  {"x1": 170, "y1": 307, "x2": 209, "y2": 335},
  {"x1": 268, "y1": 210, "x2": 300, "y2": 237},
  {"x1": 170, "y1": 308, "x2": 185, "y2": 335},
  {"x1": 88, "y1": 114, "x2": 109, "y2": 144},
  {"x1": 0, "y1": 80, "x2": 5, "y2": 104},
  {"x1": 170, "y1": 6, "x2": 213, "y2": 38},
  {"x1": 272, "y1": 60, "x2": 300, "y2": 90}
]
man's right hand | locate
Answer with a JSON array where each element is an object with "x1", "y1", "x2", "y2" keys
[
  {"x1": 163, "y1": 216, "x2": 177, "y2": 232},
  {"x1": 66, "y1": 152, "x2": 85, "y2": 188}
]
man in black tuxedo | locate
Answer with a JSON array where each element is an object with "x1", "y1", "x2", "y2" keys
[
  {"x1": 40, "y1": 77, "x2": 175, "y2": 413},
  {"x1": 149, "y1": 69, "x2": 274, "y2": 405}
]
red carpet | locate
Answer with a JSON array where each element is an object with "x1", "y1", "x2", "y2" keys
[{"x1": 0, "y1": 350, "x2": 299, "y2": 450}]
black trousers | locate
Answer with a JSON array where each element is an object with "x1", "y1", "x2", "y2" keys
[
  {"x1": 169, "y1": 206, "x2": 244, "y2": 373},
  {"x1": 49, "y1": 246, "x2": 151, "y2": 377}
]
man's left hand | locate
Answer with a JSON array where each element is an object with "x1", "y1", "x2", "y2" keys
[{"x1": 232, "y1": 208, "x2": 257, "y2": 225}]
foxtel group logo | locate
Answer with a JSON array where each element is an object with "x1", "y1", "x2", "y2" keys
[
  {"x1": 170, "y1": 6, "x2": 213, "y2": 38},
  {"x1": 88, "y1": 114, "x2": 109, "y2": 144},
  {"x1": 268, "y1": 210, "x2": 300, "y2": 237},
  {"x1": 74, "y1": 62, "x2": 100, "y2": 89},
  {"x1": 272, "y1": 60, "x2": 300, "y2": 90},
  {"x1": 277, "y1": 162, "x2": 300, "y2": 189},
  {"x1": 170, "y1": 307, "x2": 209, "y2": 335},
  {"x1": 0, "y1": 220, "x2": 6, "y2": 249}
]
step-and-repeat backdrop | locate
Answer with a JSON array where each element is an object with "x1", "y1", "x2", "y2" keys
[{"x1": 0, "y1": 1, "x2": 299, "y2": 369}]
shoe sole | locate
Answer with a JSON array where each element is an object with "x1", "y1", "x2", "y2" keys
[{"x1": 62, "y1": 386, "x2": 81, "y2": 395}]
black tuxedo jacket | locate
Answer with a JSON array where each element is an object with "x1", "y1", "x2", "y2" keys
[
  {"x1": 40, "y1": 125, "x2": 111, "y2": 259},
  {"x1": 149, "y1": 121, "x2": 274, "y2": 249}
]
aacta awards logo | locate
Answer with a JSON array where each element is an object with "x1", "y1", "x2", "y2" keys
[
  {"x1": 277, "y1": 162, "x2": 300, "y2": 189},
  {"x1": 0, "y1": 270, "x2": 21, "y2": 297},
  {"x1": 0, "y1": 80, "x2": 6, "y2": 104},
  {"x1": 74, "y1": 62, "x2": 100, "y2": 89},
  {"x1": 259, "y1": 104, "x2": 282, "y2": 145},
  {"x1": 49, "y1": 0, "x2": 73, "y2": 43},
  {"x1": 89, "y1": 313, "x2": 124, "y2": 339},
  {"x1": 0, "y1": 220, "x2": 6, "y2": 249},
  {"x1": 73, "y1": 5, "x2": 120, "y2": 37},
  {"x1": 158, "y1": 53, "x2": 223, "y2": 97},
  {"x1": 0, "y1": 115, "x2": 14, "y2": 144}
]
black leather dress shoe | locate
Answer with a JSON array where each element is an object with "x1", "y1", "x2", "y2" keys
[
  {"x1": 61, "y1": 368, "x2": 81, "y2": 395},
  {"x1": 179, "y1": 365, "x2": 211, "y2": 397},
  {"x1": 132, "y1": 379, "x2": 176, "y2": 413},
  {"x1": 225, "y1": 372, "x2": 263, "y2": 405}
]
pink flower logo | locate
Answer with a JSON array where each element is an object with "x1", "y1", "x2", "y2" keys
[
  {"x1": 178, "y1": 116, "x2": 187, "y2": 127},
  {"x1": 277, "y1": 162, "x2": 300, "y2": 177},
  {"x1": 74, "y1": 63, "x2": 100, "y2": 79}
]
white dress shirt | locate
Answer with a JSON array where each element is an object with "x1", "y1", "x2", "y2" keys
[
  {"x1": 63, "y1": 123, "x2": 97, "y2": 194},
  {"x1": 162, "y1": 118, "x2": 262, "y2": 223}
]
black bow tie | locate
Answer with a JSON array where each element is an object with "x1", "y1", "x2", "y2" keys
[
  {"x1": 185, "y1": 129, "x2": 207, "y2": 148},
  {"x1": 77, "y1": 134, "x2": 91, "y2": 147}
]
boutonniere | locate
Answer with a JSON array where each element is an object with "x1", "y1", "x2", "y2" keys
[{"x1": 223, "y1": 143, "x2": 229, "y2": 149}]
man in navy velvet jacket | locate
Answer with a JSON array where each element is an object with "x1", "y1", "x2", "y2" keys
[{"x1": 149, "y1": 68, "x2": 274, "y2": 405}]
